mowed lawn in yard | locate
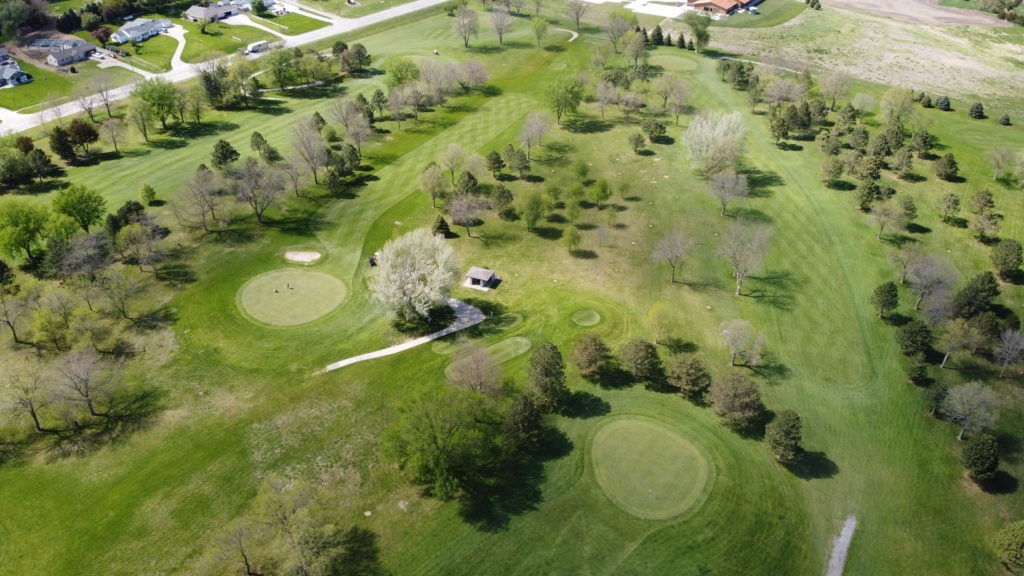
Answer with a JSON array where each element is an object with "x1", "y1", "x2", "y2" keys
[
  {"x1": 0, "y1": 60, "x2": 137, "y2": 112},
  {"x1": 249, "y1": 12, "x2": 330, "y2": 35},
  {"x1": 0, "y1": 7, "x2": 1022, "y2": 576}
]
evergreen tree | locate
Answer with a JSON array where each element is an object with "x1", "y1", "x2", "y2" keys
[
  {"x1": 962, "y1": 433, "x2": 999, "y2": 481},
  {"x1": 969, "y1": 102, "x2": 985, "y2": 119},
  {"x1": 529, "y1": 342, "x2": 569, "y2": 412},
  {"x1": 432, "y1": 215, "x2": 452, "y2": 238},
  {"x1": 871, "y1": 281, "x2": 899, "y2": 318}
]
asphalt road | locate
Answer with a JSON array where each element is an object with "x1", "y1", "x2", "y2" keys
[{"x1": 0, "y1": 0, "x2": 451, "y2": 135}]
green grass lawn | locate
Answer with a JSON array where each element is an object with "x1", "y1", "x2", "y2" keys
[
  {"x1": 176, "y1": 19, "x2": 275, "y2": 62},
  {"x1": 712, "y1": 0, "x2": 807, "y2": 28},
  {"x1": 119, "y1": 33, "x2": 178, "y2": 73},
  {"x1": 0, "y1": 60, "x2": 136, "y2": 113},
  {"x1": 0, "y1": 7, "x2": 1023, "y2": 576},
  {"x1": 249, "y1": 12, "x2": 330, "y2": 35}
]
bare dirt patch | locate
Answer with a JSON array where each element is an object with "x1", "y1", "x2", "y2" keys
[
  {"x1": 284, "y1": 250, "x2": 322, "y2": 263},
  {"x1": 827, "y1": 0, "x2": 1009, "y2": 26}
]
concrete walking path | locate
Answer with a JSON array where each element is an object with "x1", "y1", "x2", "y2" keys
[
  {"x1": 321, "y1": 298, "x2": 485, "y2": 373},
  {"x1": 825, "y1": 516, "x2": 858, "y2": 576},
  {"x1": 555, "y1": 28, "x2": 579, "y2": 42}
]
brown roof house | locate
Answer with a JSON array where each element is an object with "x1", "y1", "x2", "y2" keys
[{"x1": 689, "y1": 0, "x2": 745, "y2": 16}]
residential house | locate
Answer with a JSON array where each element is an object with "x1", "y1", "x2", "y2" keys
[
  {"x1": 0, "y1": 65, "x2": 32, "y2": 87},
  {"x1": 183, "y1": 3, "x2": 238, "y2": 22},
  {"x1": 688, "y1": 0, "x2": 745, "y2": 16},
  {"x1": 46, "y1": 44, "x2": 95, "y2": 67},
  {"x1": 110, "y1": 18, "x2": 172, "y2": 44}
]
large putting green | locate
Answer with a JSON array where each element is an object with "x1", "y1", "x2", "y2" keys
[
  {"x1": 591, "y1": 418, "x2": 714, "y2": 520},
  {"x1": 237, "y1": 269, "x2": 347, "y2": 326}
]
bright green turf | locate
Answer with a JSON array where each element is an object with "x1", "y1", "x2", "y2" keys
[
  {"x1": 0, "y1": 60, "x2": 136, "y2": 112},
  {"x1": 176, "y1": 19, "x2": 275, "y2": 63},
  {"x1": 591, "y1": 417, "x2": 713, "y2": 520},
  {"x1": 711, "y1": 0, "x2": 807, "y2": 28},
  {"x1": 249, "y1": 13, "x2": 330, "y2": 35},
  {"x1": 118, "y1": 33, "x2": 178, "y2": 74},
  {"x1": 572, "y1": 309, "x2": 601, "y2": 326},
  {"x1": 443, "y1": 336, "x2": 532, "y2": 376},
  {"x1": 237, "y1": 269, "x2": 347, "y2": 326},
  {"x1": 0, "y1": 6, "x2": 1023, "y2": 576}
]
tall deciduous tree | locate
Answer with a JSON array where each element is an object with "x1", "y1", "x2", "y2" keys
[
  {"x1": 943, "y1": 381, "x2": 998, "y2": 441},
  {"x1": 619, "y1": 339, "x2": 662, "y2": 383},
  {"x1": 453, "y1": 6, "x2": 479, "y2": 47},
  {"x1": 765, "y1": 410, "x2": 803, "y2": 463},
  {"x1": 132, "y1": 77, "x2": 177, "y2": 130},
  {"x1": 490, "y1": 5, "x2": 512, "y2": 45},
  {"x1": 709, "y1": 372, "x2": 764, "y2": 432},
  {"x1": 0, "y1": 200, "x2": 49, "y2": 261},
  {"x1": 531, "y1": 16, "x2": 549, "y2": 47},
  {"x1": 571, "y1": 334, "x2": 610, "y2": 380},
  {"x1": 545, "y1": 77, "x2": 583, "y2": 125},
  {"x1": 368, "y1": 228, "x2": 459, "y2": 321},
  {"x1": 685, "y1": 111, "x2": 747, "y2": 176},
  {"x1": 721, "y1": 319, "x2": 765, "y2": 367},
  {"x1": 907, "y1": 256, "x2": 956, "y2": 311},
  {"x1": 719, "y1": 222, "x2": 771, "y2": 296},
  {"x1": 666, "y1": 354, "x2": 712, "y2": 402},
  {"x1": 709, "y1": 169, "x2": 748, "y2": 216},
  {"x1": 566, "y1": 0, "x2": 589, "y2": 30},
  {"x1": 420, "y1": 162, "x2": 447, "y2": 208},
  {"x1": 53, "y1": 185, "x2": 106, "y2": 233},
  {"x1": 448, "y1": 342, "x2": 501, "y2": 394},
  {"x1": 652, "y1": 231, "x2": 690, "y2": 283},
  {"x1": 291, "y1": 121, "x2": 328, "y2": 184},
  {"x1": 997, "y1": 329, "x2": 1024, "y2": 377}
]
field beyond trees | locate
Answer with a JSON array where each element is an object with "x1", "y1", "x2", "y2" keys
[{"x1": 0, "y1": 3, "x2": 1023, "y2": 576}]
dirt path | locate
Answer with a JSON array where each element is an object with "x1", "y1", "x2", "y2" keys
[
  {"x1": 320, "y1": 299, "x2": 485, "y2": 373},
  {"x1": 825, "y1": 516, "x2": 858, "y2": 576},
  {"x1": 827, "y1": 0, "x2": 1009, "y2": 26}
]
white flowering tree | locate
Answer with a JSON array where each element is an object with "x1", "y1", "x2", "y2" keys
[{"x1": 368, "y1": 228, "x2": 459, "y2": 322}]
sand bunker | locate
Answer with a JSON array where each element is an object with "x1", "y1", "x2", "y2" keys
[{"x1": 285, "y1": 251, "x2": 322, "y2": 263}]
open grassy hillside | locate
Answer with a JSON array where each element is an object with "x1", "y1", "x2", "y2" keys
[{"x1": 0, "y1": 5, "x2": 1022, "y2": 576}]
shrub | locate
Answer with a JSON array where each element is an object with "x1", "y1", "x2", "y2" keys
[
  {"x1": 765, "y1": 410, "x2": 802, "y2": 463},
  {"x1": 969, "y1": 102, "x2": 985, "y2": 119},
  {"x1": 935, "y1": 95, "x2": 951, "y2": 111},
  {"x1": 999, "y1": 114, "x2": 1011, "y2": 126},
  {"x1": 962, "y1": 433, "x2": 999, "y2": 481},
  {"x1": 993, "y1": 520, "x2": 1024, "y2": 574}
]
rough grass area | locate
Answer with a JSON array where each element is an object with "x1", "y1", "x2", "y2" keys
[
  {"x1": 237, "y1": 269, "x2": 347, "y2": 325},
  {"x1": 591, "y1": 417, "x2": 713, "y2": 520},
  {"x1": 250, "y1": 12, "x2": 330, "y2": 35}
]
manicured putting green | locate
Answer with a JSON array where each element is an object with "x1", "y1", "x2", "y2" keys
[
  {"x1": 238, "y1": 269, "x2": 346, "y2": 326},
  {"x1": 572, "y1": 309, "x2": 601, "y2": 326},
  {"x1": 592, "y1": 419, "x2": 713, "y2": 520}
]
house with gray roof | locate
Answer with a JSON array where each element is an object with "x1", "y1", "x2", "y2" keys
[
  {"x1": 0, "y1": 65, "x2": 32, "y2": 87},
  {"x1": 111, "y1": 18, "x2": 172, "y2": 44},
  {"x1": 46, "y1": 44, "x2": 95, "y2": 67},
  {"x1": 183, "y1": 3, "x2": 238, "y2": 22}
]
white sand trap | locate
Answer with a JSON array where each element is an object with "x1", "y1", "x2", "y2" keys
[{"x1": 285, "y1": 251, "x2": 322, "y2": 263}]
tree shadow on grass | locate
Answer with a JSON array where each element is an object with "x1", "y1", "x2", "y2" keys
[
  {"x1": 530, "y1": 226, "x2": 562, "y2": 240},
  {"x1": 570, "y1": 249, "x2": 597, "y2": 259},
  {"x1": 743, "y1": 167, "x2": 784, "y2": 197},
  {"x1": 595, "y1": 365, "x2": 634, "y2": 389},
  {"x1": 979, "y1": 471, "x2": 1019, "y2": 495},
  {"x1": 784, "y1": 451, "x2": 839, "y2": 480},
  {"x1": 660, "y1": 337, "x2": 697, "y2": 354},
  {"x1": 155, "y1": 261, "x2": 197, "y2": 285},
  {"x1": 46, "y1": 387, "x2": 162, "y2": 458},
  {"x1": 458, "y1": 426, "x2": 572, "y2": 531},
  {"x1": 998, "y1": 432, "x2": 1023, "y2": 465},
  {"x1": 149, "y1": 137, "x2": 187, "y2": 150},
  {"x1": 560, "y1": 390, "x2": 611, "y2": 419},
  {"x1": 132, "y1": 305, "x2": 178, "y2": 331},
  {"x1": 562, "y1": 116, "x2": 612, "y2": 134}
]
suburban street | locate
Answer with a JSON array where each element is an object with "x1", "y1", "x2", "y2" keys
[{"x1": 0, "y1": 0, "x2": 451, "y2": 135}]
